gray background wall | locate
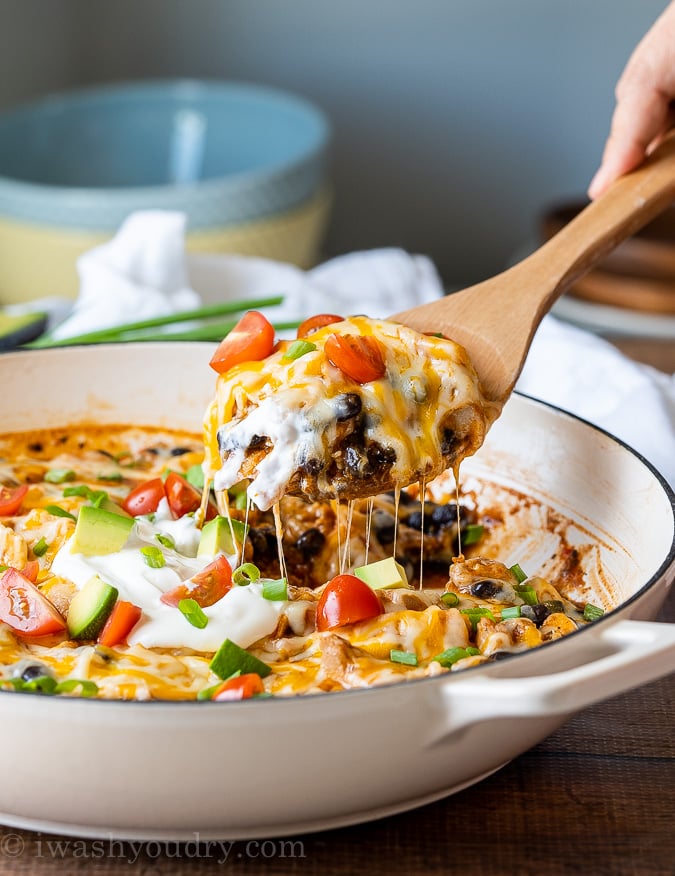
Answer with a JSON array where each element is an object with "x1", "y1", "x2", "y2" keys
[{"x1": 0, "y1": 0, "x2": 668, "y2": 286}]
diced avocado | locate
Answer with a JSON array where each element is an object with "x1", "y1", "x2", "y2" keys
[
  {"x1": 354, "y1": 556, "x2": 410, "y2": 590},
  {"x1": 209, "y1": 638, "x2": 271, "y2": 680},
  {"x1": 198, "y1": 516, "x2": 247, "y2": 558},
  {"x1": 67, "y1": 575, "x2": 119, "y2": 640},
  {"x1": 71, "y1": 505, "x2": 134, "y2": 556}
]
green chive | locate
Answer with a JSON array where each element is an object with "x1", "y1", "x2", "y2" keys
[
  {"x1": 460, "y1": 606, "x2": 495, "y2": 630},
  {"x1": 22, "y1": 675, "x2": 58, "y2": 694},
  {"x1": 509, "y1": 563, "x2": 528, "y2": 584},
  {"x1": 185, "y1": 464, "x2": 205, "y2": 491},
  {"x1": 140, "y1": 545, "x2": 165, "y2": 569},
  {"x1": 583, "y1": 603, "x2": 605, "y2": 622},
  {"x1": 155, "y1": 533, "x2": 176, "y2": 550},
  {"x1": 390, "y1": 649, "x2": 418, "y2": 666},
  {"x1": 54, "y1": 679, "x2": 99, "y2": 697},
  {"x1": 178, "y1": 598, "x2": 208, "y2": 629},
  {"x1": 433, "y1": 647, "x2": 475, "y2": 668},
  {"x1": 45, "y1": 505, "x2": 76, "y2": 520},
  {"x1": 63, "y1": 485, "x2": 108, "y2": 507},
  {"x1": 440, "y1": 591, "x2": 459, "y2": 607},
  {"x1": 44, "y1": 468, "x2": 76, "y2": 484},
  {"x1": 462, "y1": 524, "x2": 484, "y2": 546},
  {"x1": 515, "y1": 583, "x2": 538, "y2": 606},
  {"x1": 262, "y1": 577, "x2": 288, "y2": 601},
  {"x1": 33, "y1": 537, "x2": 49, "y2": 557},
  {"x1": 97, "y1": 472, "x2": 123, "y2": 483},
  {"x1": 282, "y1": 339, "x2": 317, "y2": 362},
  {"x1": 500, "y1": 606, "x2": 522, "y2": 619},
  {"x1": 209, "y1": 639, "x2": 271, "y2": 680},
  {"x1": 233, "y1": 563, "x2": 261, "y2": 586}
]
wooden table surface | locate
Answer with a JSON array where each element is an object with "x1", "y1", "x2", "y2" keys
[{"x1": 0, "y1": 587, "x2": 671, "y2": 876}]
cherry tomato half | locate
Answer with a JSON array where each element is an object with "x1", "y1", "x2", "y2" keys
[
  {"x1": 121, "y1": 478, "x2": 166, "y2": 516},
  {"x1": 97, "y1": 600, "x2": 142, "y2": 648},
  {"x1": 0, "y1": 485, "x2": 28, "y2": 516},
  {"x1": 160, "y1": 555, "x2": 233, "y2": 608},
  {"x1": 209, "y1": 311, "x2": 275, "y2": 375},
  {"x1": 316, "y1": 573, "x2": 383, "y2": 632},
  {"x1": 0, "y1": 568, "x2": 67, "y2": 638},
  {"x1": 212, "y1": 673, "x2": 265, "y2": 702},
  {"x1": 297, "y1": 313, "x2": 343, "y2": 338},
  {"x1": 324, "y1": 334, "x2": 386, "y2": 384}
]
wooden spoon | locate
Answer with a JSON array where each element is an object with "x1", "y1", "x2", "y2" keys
[{"x1": 395, "y1": 131, "x2": 675, "y2": 405}]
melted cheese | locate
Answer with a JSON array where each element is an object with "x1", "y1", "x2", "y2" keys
[{"x1": 204, "y1": 316, "x2": 496, "y2": 510}]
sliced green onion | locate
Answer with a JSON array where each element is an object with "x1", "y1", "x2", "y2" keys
[
  {"x1": 22, "y1": 675, "x2": 58, "y2": 694},
  {"x1": 583, "y1": 603, "x2": 605, "y2": 622},
  {"x1": 209, "y1": 639, "x2": 271, "y2": 680},
  {"x1": 32, "y1": 537, "x2": 49, "y2": 557},
  {"x1": 185, "y1": 464, "x2": 205, "y2": 491},
  {"x1": 0, "y1": 565, "x2": 7, "y2": 574},
  {"x1": 460, "y1": 607, "x2": 495, "y2": 630},
  {"x1": 155, "y1": 533, "x2": 176, "y2": 550},
  {"x1": 44, "y1": 468, "x2": 76, "y2": 484},
  {"x1": 63, "y1": 485, "x2": 108, "y2": 507},
  {"x1": 515, "y1": 583, "x2": 538, "y2": 606},
  {"x1": 178, "y1": 598, "x2": 208, "y2": 629},
  {"x1": 233, "y1": 563, "x2": 261, "y2": 586},
  {"x1": 466, "y1": 647, "x2": 481, "y2": 656},
  {"x1": 500, "y1": 606, "x2": 522, "y2": 619},
  {"x1": 440, "y1": 591, "x2": 459, "y2": 607},
  {"x1": 54, "y1": 679, "x2": 99, "y2": 697},
  {"x1": 390, "y1": 649, "x2": 418, "y2": 666},
  {"x1": 509, "y1": 563, "x2": 528, "y2": 584},
  {"x1": 432, "y1": 647, "x2": 478, "y2": 668},
  {"x1": 140, "y1": 545, "x2": 165, "y2": 569},
  {"x1": 1, "y1": 677, "x2": 26, "y2": 691},
  {"x1": 462, "y1": 524, "x2": 484, "y2": 546},
  {"x1": 97, "y1": 472, "x2": 123, "y2": 483},
  {"x1": 281, "y1": 339, "x2": 317, "y2": 362},
  {"x1": 262, "y1": 577, "x2": 288, "y2": 601},
  {"x1": 44, "y1": 504, "x2": 76, "y2": 520}
]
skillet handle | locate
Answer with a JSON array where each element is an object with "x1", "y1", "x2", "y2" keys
[{"x1": 430, "y1": 619, "x2": 675, "y2": 741}]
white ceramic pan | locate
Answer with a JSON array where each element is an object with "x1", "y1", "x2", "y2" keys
[{"x1": 0, "y1": 343, "x2": 673, "y2": 840}]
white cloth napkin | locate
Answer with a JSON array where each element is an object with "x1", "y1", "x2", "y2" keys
[{"x1": 46, "y1": 210, "x2": 675, "y2": 488}]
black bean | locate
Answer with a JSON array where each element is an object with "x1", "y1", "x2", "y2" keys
[
  {"x1": 470, "y1": 580, "x2": 500, "y2": 599},
  {"x1": 440, "y1": 428, "x2": 456, "y2": 455},
  {"x1": 542, "y1": 599, "x2": 565, "y2": 614},
  {"x1": 366, "y1": 443, "x2": 396, "y2": 467},
  {"x1": 249, "y1": 527, "x2": 277, "y2": 561},
  {"x1": 301, "y1": 457, "x2": 323, "y2": 476},
  {"x1": 373, "y1": 511, "x2": 396, "y2": 545},
  {"x1": 344, "y1": 445, "x2": 372, "y2": 478},
  {"x1": 521, "y1": 604, "x2": 550, "y2": 625},
  {"x1": 20, "y1": 663, "x2": 52, "y2": 683},
  {"x1": 489, "y1": 651, "x2": 514, "y2": 661},
  {"x1": 431, "y1": 503, "x2": 458, "y2": 527},
  {"x1": 334, "y1": 393, "x2": 362, "y2": 421},
  {"x1": 387, "y1": 489, "x2": 415, "y2": 505},
  {"x1": 405, "y1": 510, "x2": 424, "y2": 531},
  {"x1": 295, "y1": 528, "x2": 325, "y2": 558},
  {"x1": 170, "y1": 447, "x2": 192, "y2": 457}
]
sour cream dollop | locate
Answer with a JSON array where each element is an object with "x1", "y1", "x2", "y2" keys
[{"x1": 50, "y1": 506, "x2": 285, "y2": 651}]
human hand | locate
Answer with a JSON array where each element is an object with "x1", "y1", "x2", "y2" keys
[{"x1": 588, "y1": 2, "x2": 675, "y2": 199}]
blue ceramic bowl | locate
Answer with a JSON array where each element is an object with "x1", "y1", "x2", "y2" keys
[{"x1": 0, "y1": 79, "x2": 330, "y2": 230}]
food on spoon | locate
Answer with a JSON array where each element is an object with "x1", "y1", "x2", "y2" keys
[
  {"x1": 0, "y1": 425, "x2": 604, "y2": 700},
  {"x1": 203, "y1": 312, "x2": 498, "y2": 510}
]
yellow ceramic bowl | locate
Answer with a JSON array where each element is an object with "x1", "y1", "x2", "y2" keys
[{"x1": 0, "y1": 187, "x2": 331, "y2": 304}]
